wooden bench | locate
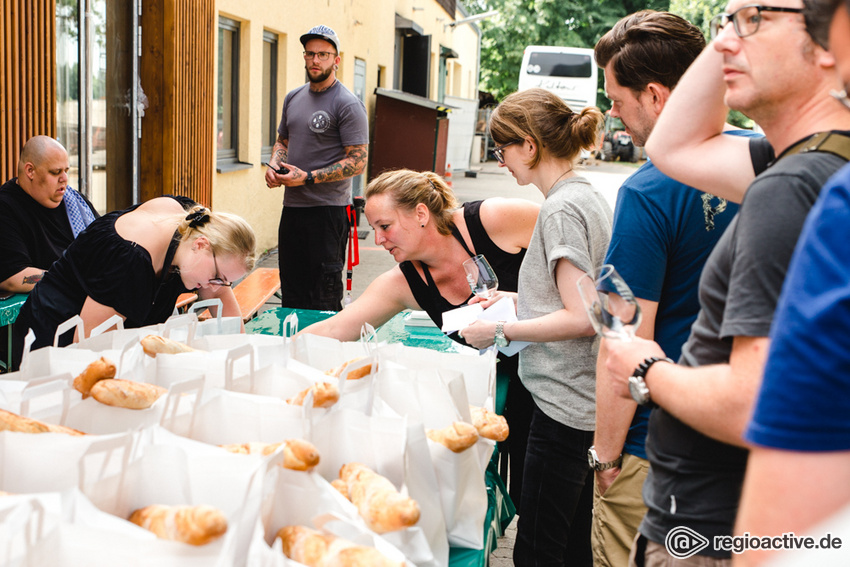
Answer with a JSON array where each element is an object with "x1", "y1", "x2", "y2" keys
[
  {"x1": 175, "y1": 292, "x2": 198, "y2": 313},
  {"x1": 197, "y1": 267, "x2": 280, "y2": 323}
]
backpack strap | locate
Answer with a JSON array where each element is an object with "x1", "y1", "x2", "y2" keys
[{"x1": 781, "y1": 131, "x2": 850, "y2": 162}]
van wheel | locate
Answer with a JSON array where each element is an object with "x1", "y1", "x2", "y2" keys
[{"x1": 600, "y1": 141, "x2": 614, "y2": 162}]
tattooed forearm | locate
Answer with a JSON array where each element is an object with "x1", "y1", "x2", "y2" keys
[
  {"x1": 272, "y1": 137, "x2": 288, "y2": 164},
  {"x1": 22, "y1": 273, "x2": 44, "y2": 285},
  {"x1": 314, "y1": 145, "x2": 368, "y2": 183}
]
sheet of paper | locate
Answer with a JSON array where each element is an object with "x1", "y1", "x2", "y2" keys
[
  {"x1": 441, "y1": 303, "x2": 484, "y2": 333},
  {"x1": 442, "y1": 297, "x2": 530, "y2": 356}
]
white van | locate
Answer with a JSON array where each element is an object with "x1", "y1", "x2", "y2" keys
[{"x1": 518, "y1": 46, "x2": 598, "y2": 111}]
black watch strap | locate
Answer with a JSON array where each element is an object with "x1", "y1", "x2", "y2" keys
[{"x1": 305, "y1": 171, "x2": 315, "y2": 185}]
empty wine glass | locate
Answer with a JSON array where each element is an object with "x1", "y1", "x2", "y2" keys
[
  {"x1": 463, "y1": 254, "x2": 499, "y2": 299},
  {"x1": 577, "y1": 264, "x2": 641, "y2": 340}
]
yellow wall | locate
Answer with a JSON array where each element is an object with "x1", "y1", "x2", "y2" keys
[{"x1": 213, "y1": 0, "x2": 480, "y2": 253}]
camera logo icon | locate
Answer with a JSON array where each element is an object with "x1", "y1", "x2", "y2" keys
[{"x1": 665, "y1": 526, "x2": 710, "y2": 559}]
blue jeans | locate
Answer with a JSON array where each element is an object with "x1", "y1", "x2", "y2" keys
[{"x1": 514, "y1": 403, "x2": 595, "y2": 567}]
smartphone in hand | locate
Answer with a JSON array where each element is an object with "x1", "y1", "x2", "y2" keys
[{"x1": 262, "y1": 162, "x2": 290, "y2": 175}]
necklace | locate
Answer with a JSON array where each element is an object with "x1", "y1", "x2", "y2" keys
[{"x1": 548, "y1": 166, "x2": 574, "y2": 193}]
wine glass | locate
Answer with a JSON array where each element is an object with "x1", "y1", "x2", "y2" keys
[
  {"x1": 576, "y1": 264, "x2": 641, "y2": 340},
  {"x1": 463, "y1": 254, "x2": 499, "y2": 299}
]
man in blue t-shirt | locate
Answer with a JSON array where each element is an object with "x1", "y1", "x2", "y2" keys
[{"x1": 590, "y1": 13, "x2": 746, "y2": 566}]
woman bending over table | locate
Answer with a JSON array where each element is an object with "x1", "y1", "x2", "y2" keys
[
  {"x1": 301, "y1": 167, "x2": 539, "y2": 510},
  {"x1": 13, "y1": 196, "x2": 256, "y2": 364}
]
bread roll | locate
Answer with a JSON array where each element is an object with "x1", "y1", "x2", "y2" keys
[
  {"x1": 90, "y1": 379, "x2": 167, "y2": 410},
  {"x1": 426, "y1": 421, "x2": 479, "y2": 452},
  {"x1": 0, "y1": 408, "x2": 85, "y2": 436},
  {"x1": 330, "y1": 479, "x2": 350, "y2": 500},
  {"x1": 73, "y1": 357, "x2": 117, "y2": 398},
  {"x1": 128, "y1": 504, "x2": 227, "y2": 546},
  {"x1": 287, "y1": 382, "x2": 339, "y2": 408},
  {"x1": 277, "y1": 525, "x2": 403, "y2": 567},
  {"x1": 324, "y1": 357, "x2": 373, "y2": 380},
  {"x1": 219, "y1": 439, "x2": 320, "y2": 471},
  {"x1": 339, "y1": 463, "x2": 420, "y2": 533},
  {"x1": 470, "y1": 405, "x2": 510, "y2": 442},
  {"x1": 282, "y1": 438, "x2": 321, "y2": 471},
  {"x1": 140, "y1": 335, "x2": 195, "y2": 357}
]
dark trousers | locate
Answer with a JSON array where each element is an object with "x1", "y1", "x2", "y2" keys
[
  {"x1": 514, "y1": 403, "x2": 595, "y2": 567},
  {"x1": 278, "y1": 205, "x2": 349, "y2": 311},
  {"x1": 500, "y1": 353, "x2": 534, "y2": 512}
]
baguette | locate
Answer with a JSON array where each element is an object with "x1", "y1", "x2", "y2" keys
[
  {"x1": 90, "y1": 379, "x2": 167, "y2": 410},
  {"x1": 219, "y1": 439, "x2": 320, "y2": 471},
  {"x1": 73, "y1": 357, "x2": 117, "y2": 398},
  {"x1": 324, "y1": 357, "x2": 373, "y2": 380},
  {"x1": 287, "y1": 382, "x2": 340, "y2": 408},
  {"x1": 339, "y1": 462, "x2": 420, "y2": 533},
  {"x1": 426, "y1": 421, "x2": 479, "y2": 452},
  {"x1": 128, "y1": 504, "x2": 227, "y2": 546},
  {"x1": 0, "y1": 408, "x2": 85, "y2": 436},
  {"x1": 140, "y1": 335, "x2": 195, "y2": 357},
  {"x1": 277, "y1": 525, "x2": 403, "y2": 567},
  {"x1": 470, "y1": 405, "x2": 510, "y2": 442}
]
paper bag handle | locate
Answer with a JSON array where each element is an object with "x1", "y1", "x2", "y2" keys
[
  {"x1": 20, "y1": 373, "x2": 74, "y2": 424},
  {"x1": 0, "y1": 497, "x2": 47, "y2": 556},
  {"x1": 189, "y1": 298, "x2": 225, "y2": 333},
  {"x1": 159, "y1": 377, "x2": 205, "y2": 436},
  {"x1": 224, "y1": 344, "x2": 255, "y2": 390},
  {"x1": 160, "y1": 312, "x2": 198, "y2": 341},
  {"x1": 359, "y1": 322, "x2": 378, "y2": 354},
  {"x1": 55, "y1": 315, "x2": 84, "y2": 347},
  {"x1": 283, "y1": 312, "x2": 299, "y2": 339},
  {"x1": 19, "y1": 329, "x2": 36, "y2": 373},
  {"x1": 89, "y1": 314, "x2": 125, "y2": 337}
]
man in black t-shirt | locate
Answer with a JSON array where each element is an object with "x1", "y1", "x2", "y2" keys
[
  {"x1": 0, "y1": 136, "x2": 97, "y2": 294},
  {"x1": 600, "y1": 1, "x2": 850, "y2": 565}
]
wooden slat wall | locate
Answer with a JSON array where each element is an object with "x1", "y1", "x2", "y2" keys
[
  {"x1": 1, "y1": 0, "x2": 56, "y2": 182},
  {"x1": 140, "y1": 0, "x2": 213, "y2": 206}
]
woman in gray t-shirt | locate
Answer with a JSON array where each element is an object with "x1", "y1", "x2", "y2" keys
[{"x1": 460, "y1": 88, "x2": 612, "y2": 567}]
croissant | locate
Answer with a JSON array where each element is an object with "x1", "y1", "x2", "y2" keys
[
  {"x1": 339, "y1": 462, "x2": 420, "y2": 533},
  {"x1": 128, "y1": 504, "x2": 227, "y2": 546},
  {"x1": 0, "y1": 408, "x2": 85, "y2": 436},
  {"x1": 90, "y1": 379, "x2": 167, "y2": 410},
  {"x1": 73, "y1": 357, "x2": 116, "y2": 398},
  {"x1": 287, "y1": 382, "x2": 340, "y2": 408},
  {"x1": 219, "y1": 439, "x2": 320, "y2": 471},
  {"x1": 277, "y1": 525, "x2": 403, "y2": 567},
  {"x1": 470, "y1": 405, "x2": 510, "y2": 442},
  {"x1": 324, "y1": 357, "x2": 373, "y2": 380},
  {"x1": 426, "y1": 421, "x2": 480, "y2": 452},
  {"x1": 140, "y1": 335, "x2": 195, "y2": 357}
]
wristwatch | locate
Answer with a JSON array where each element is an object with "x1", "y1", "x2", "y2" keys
[
  {"x1": 494, "y1": 321, "x2": 510, "y2": 348},
  {"x1": 305, "y1": 171, "x2": 315, "y2": 185},
  {"x1": 628, "y1": 356, "x2": 674, "y2": 408},
  {"x1": 587, "y1": 446, "x2": 622, "y2": 471}
]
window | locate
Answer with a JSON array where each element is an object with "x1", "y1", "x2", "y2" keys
[
  {"x1": 217, "y1": 16, "x2": 240, "y2": 163},
  {"x1": 261, "y1": 31, "x2": 278, "y2": 162}
]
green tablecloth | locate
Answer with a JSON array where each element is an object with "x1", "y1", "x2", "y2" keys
[
  {"x1": 246, "y1": 307, "x2": 516, "y2": 566},
  {"x1": 0, "y1": 294, "x2": 27, "y2": 372}
]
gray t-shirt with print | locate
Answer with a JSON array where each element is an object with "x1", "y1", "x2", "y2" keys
[
  {"x1": 517, "y1": 176, "x2": 613, "y2": 431},
  {"x1": 278, "y1": 81, "x2": 368, "y2": 207}
]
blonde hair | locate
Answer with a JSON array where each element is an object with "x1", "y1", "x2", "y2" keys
[
  {"x1": 489, "y1": 88, "x2": 603, "y2": 168},
  {"x1": 365, "y1": 169, "x2": 459, "y2": 236},
  {"x1": 178, "y1": 205, "x2": 257, "y2": 271}
]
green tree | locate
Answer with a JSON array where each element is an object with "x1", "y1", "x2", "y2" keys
[{"x1": 466, "y1": 0, "x2": 670, "y2": 105}]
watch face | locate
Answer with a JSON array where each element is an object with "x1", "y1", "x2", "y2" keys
[
  {"x1": 629, "y1": 376, "x2": 648, "y2": 405},
  {"x1": 587, "y1": 448, "x2": 596, "y2": 468}
]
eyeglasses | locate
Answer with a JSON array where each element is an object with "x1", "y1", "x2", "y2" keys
[
  {"x1": 303, "y1": 51, "x2": 336, "y2": 61},
  {"x1": 492, "y1": 140, "x2": 520, "y2": 164},
  {"x1": 209, "y1": 250, "x2": 232, "y2": 287},
  {"x1": 710, "y1": 4, "x2": 803, "y2": 39},
  {"x1": 833, "y1": 89, "x2": 850, "y2": 112}
]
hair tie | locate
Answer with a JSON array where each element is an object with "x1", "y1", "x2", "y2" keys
[{"x1": 186, "y1": 210, "x2": 210, "y2": 228}]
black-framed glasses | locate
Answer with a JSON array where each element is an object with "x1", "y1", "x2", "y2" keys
[
  {"x1": 710, "y1": 5, "x2": 803, "y2": 39},
  {"x1": 492, "y1": 140, "x2": 520, "y2": 164},
  {"x1": 303, "y1": 50, "x2": 335, "y2": 61},
  {"x1": 209, "y1": 250, "x2": 232, "y2": 287}
]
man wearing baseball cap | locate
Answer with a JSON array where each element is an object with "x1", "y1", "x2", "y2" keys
[{"x1": 265, "y1": 25, "x2": 368, "y2": 311}]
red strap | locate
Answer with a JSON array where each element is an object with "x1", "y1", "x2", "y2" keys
[{"x1": 346, "y1": 205, "x2": 360, "y2": 291}]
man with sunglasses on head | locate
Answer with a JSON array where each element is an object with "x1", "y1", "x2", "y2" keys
[
  {"x1": 601, "y1": 0, "x2": 850, "y2": 564},
  {"x1": 265, "y1": 25, "x2": 368, "y2": 311}
]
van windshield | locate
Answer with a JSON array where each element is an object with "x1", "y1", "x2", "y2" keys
[{"x1": 524, "y1": 52, "x2": 593, "y2": 78}]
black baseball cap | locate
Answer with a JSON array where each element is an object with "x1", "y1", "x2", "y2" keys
[{"x1": 300, "y1": 25, "x2": 340, "y2": 53}]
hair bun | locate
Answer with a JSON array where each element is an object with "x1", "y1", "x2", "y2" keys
[{"x1": 185, "y1": 210, "x2": 210, "y2": 228}]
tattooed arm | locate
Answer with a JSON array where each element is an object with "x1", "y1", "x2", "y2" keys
[
  {"x1": 0, "y1": 268, "x2": 45, "y2": 293},
  {"x1": 264, "y1": 136, "x2": 289, "y2": 188},
  {"x1": 267, "y1": 143, "x2": 368, "y2": 188}
]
